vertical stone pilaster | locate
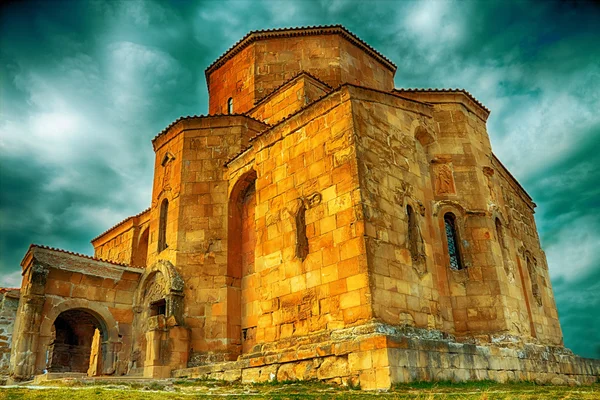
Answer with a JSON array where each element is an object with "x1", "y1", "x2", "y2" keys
[{"x1": 10, "y1": 294, "x2": 45, "y2": 379}]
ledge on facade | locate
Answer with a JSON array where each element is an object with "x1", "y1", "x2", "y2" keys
[
  {"x1": 152, "y1": 114, "x2": 270, "y2": 152},
  {"x1": 21, "y1": 244, "x2": 145, "y2": 273},
  {"x1": 394, "y1": 88, "x2": 490, "y2": 122},
  {"x1": 205, "y1": 25, "x2": 397, "y2": 83},
  {"x1": 90, "y1": 207, "x2": 151, "y2": 245}
]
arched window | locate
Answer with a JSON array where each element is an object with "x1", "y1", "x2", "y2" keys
[
  {"x1": 444, "y1": 212, "x2": 463, "y2": 270},
  {"x1": 227, "y1": 97, "x2": 233, "y2": 114},
  {"x1": 495, "y1": 218, "x2": 510, "y2": 276},
  {"x1": 158, "y1": 199, "x2": 168, "y2": 252}
]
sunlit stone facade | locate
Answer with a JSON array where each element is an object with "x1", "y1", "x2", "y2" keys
[{"x1": 5, "y1": 26, "x2": 599, "y2": 389}]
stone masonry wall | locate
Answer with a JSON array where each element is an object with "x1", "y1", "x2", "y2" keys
[
  {"x1": 492, "y1": 157, "x2": 562, "y2": 345},
  {"x1": 249, "y1": 74, "x2": 330, "y2": 125},
  {"x1": 208, "y1": 45, "x2": 255, "y2": 115},
  {"x1": 0, "y1": 289, "x2": 19, "y2": 377},
  {"x1": 350, "y1": 86, "x2": 447, "y2": 332},
  {"x1": 208, "y1": 31, "x2": 394, "y2": 115},
  {"x1": 252, "y1": 35, "x2": 393, "y2": 104},
  {"x1": 145, "y1": 116, "x2": 267, "y2": 366},
  {"x1": 92, "y1": 210, "x2": 150, "y2": 267},
  {"x1": 227, "y1": 86, "x2": 371, "y2": 358}
]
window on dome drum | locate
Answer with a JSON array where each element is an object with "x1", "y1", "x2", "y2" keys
[
  {"x1": 444, "y1": 212, "x2": 463, "y2": 270},
  {"x1": 227, "y1": 97, "x2": 233, "y2": 114},
  {"x1": 158, "y1": 199, "x2": 168, "y2": 252}
]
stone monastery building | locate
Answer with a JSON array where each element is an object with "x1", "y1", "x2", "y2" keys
[{"x1": 3, "y1": 26, "x2": 598, "y2": 389}]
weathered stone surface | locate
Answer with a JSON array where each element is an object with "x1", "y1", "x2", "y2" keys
[
  {"x1": 317, "y1": 356, "x2": 349, "y2": 380},
  {"x1": 3, "y1": 25, "x2": 598, "y2": 390}
]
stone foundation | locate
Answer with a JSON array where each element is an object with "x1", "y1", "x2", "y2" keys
[{"x1": 172, "y1": 322, "x2": 600, "y2": 390}]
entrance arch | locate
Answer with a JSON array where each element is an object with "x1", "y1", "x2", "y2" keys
[
  {"x1": 47, "y1": 309, "x2": 105, "y2": 374},
  {"x1": 38, "y1": 299, "x2": 120, "y2": 376}
]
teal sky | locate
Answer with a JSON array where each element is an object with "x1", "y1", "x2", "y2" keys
[{"x1": 1, "y1": 0, "x2": 598, "y2": 358}]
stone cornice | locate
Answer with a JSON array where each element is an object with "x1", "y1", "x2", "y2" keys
[{"x1": 394, "y1": 88, "x2": 490, "y2": 122}]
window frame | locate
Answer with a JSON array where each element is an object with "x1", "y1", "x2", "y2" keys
[
  {"x1": 158, "y1": 198, "x2": 169, "y2": 252},
  {"x1": 443, "y1": 212, "x2": 463, "y2": 270}
]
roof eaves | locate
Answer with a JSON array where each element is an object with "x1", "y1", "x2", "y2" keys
[
  {"x1": 152, "y1": 114, "x2": 269, "y2": 145},
  {"x1": 205, "y1": 25, "x2": 397, "y2": 81},
  {"x1": 24, "y1": 244, "x2": 145, "y2": 269},
  {"x1": 394, "y1": 88, "x2": 490, "y2": 113},
  {"x1": 90, "y1": 207, "x2": 151, "y2": 243}
]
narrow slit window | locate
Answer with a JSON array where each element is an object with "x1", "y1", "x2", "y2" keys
[
  {"x1": 158, "y1": 199, "x2": 168, "y2": 252},
  {"x1": 495, "y1": 218, "x2": 510, "y2": 276},
  {"x1": 444, "y1": 213, "x2": 463, "y2": 270},
  {"x1": 227, "y1": 97, "x2": 233, "y2": 114},
  {"x1": 407, "y1": 205, "x2": 417, "y2": 261}
]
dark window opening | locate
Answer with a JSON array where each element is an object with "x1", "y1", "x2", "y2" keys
[
  {"x1": 158, "y1": 199, "x2": 168, "y2": 252},
  {"x1": 227, "y1": 97, "x2": 233, "y2": 114},
  {"x1": 444, "y1": 212, "x2": 463, "y2": 270},
  {"x1": 495, "y1": 218, "x2": 510, "y2": 276},
  {"x1": 150, "y1": 299, "x2": 166, "y2": 316},
  {"x1": 407, "y1": 205, "x2": 417, "y2": 261}
]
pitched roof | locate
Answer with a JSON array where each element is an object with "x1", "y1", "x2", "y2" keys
[
  {"x1": 249, "y1": 70, "x2": 332, "y2": 110},
  {"x1": 151, "y1": 114, "x2": 268, "y2": 144},
  {"x1": 23, "y1": 244, "x2": 144, "y2": 269},
  {"x1": 205, "y1": 25, "x2": 397, "y2": 78},
  {"x1": 90, "y1": 207, "x2": 151, "y2": 243}
]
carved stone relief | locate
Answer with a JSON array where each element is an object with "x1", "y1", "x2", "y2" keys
[
  {"x1": 434, "y1": 163, "x2": 456, "y2": 195},
  {"x1": 295, "y1": 192, "x2": 322, "y2": 261},
  {"x1": 144, "y1": 272, "x2": 167, "y2": 306}
]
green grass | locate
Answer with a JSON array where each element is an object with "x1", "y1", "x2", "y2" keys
[{"x1": 0, "y1": 380, "x2": 598, "y2": 399}]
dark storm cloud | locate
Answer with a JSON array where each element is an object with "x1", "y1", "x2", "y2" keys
[{"x1": 0, "y1": 0, "x2": 598, "y2": 356}]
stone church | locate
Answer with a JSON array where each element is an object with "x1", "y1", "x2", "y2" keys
[{"x1": 3, "y1": 26, "x2": 598, "y2": 389}]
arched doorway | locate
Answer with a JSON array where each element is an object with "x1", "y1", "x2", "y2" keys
[
  {"x1": 47, "y1": 309, "x2": 107, "y2": 375},
  {"x1": 228, "y1": 170, "x2": 258, "y2": 355}
]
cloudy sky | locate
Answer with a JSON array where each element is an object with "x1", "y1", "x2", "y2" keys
[{"x1": 1, "y1": 0, "x2": 598, "y2": 358}]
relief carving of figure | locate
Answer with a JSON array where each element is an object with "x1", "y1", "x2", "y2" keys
[
  {"x1": 295, "y1": 192, "x2": 322, "y2": 261},
  {"x1": 435, "y1": 164, "x2": 456, "y2": 195}
]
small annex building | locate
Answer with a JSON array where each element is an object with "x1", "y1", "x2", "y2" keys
[{"x1": 4, "y1": 25, "x2": 599, "y2": 389}]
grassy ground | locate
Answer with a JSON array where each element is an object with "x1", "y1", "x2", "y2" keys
[{"x1": 1, "y1": 379, "x2": 598, "y2": 399}]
